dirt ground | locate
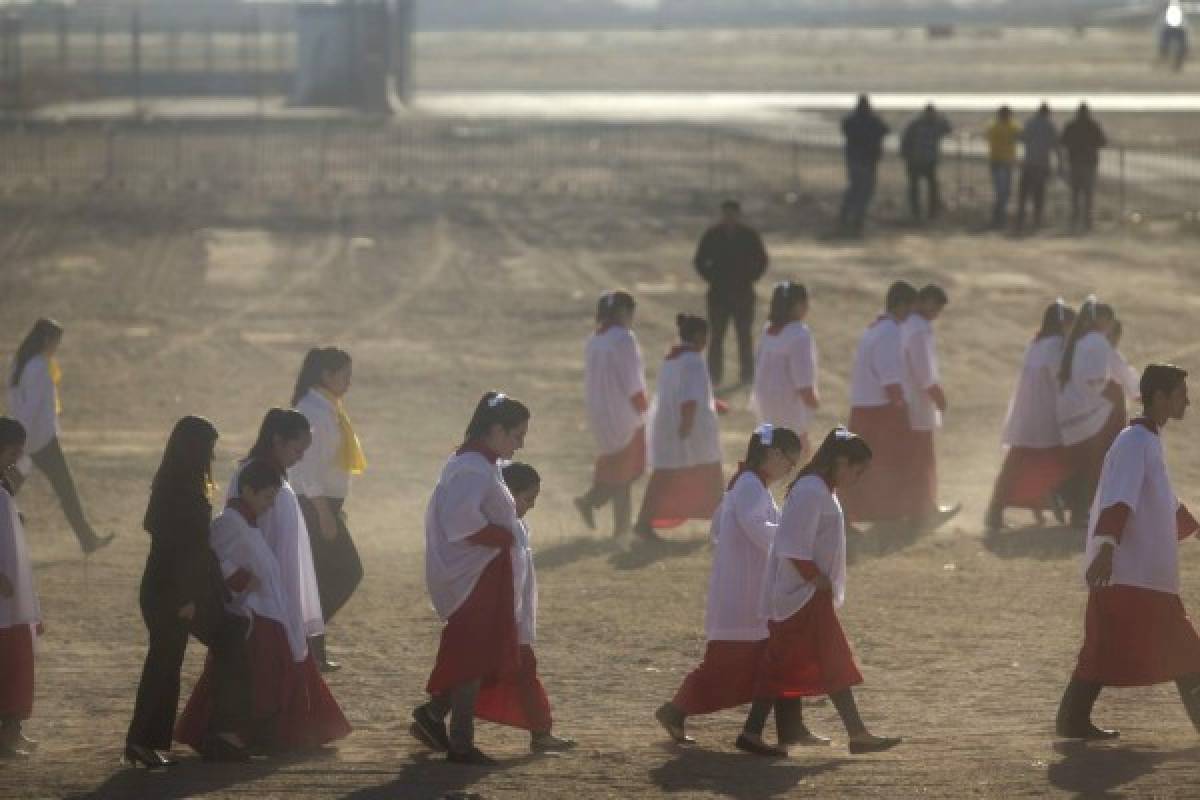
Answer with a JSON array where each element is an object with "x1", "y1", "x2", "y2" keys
[{"x1": 0, "y1": 184, "x2": 1199, "y2": 800}]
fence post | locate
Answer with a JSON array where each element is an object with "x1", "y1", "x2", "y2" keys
[
  {"x1": 203, "y1": 19, "x2": 214, "y2": 79},
  {"x1": 105, "y1": 125, "x2": 116, "y2": 181},
  {"x1": 1118, "y1": 146, "x2": 1126, "y2": 222},
  {"x1": 94, "y1": 14, "x2": 104, "y2": 77},
  {"x1": 2, "y1": 14, "x2": 22, "y2": 110},
  {"x1": 791, "y1": 138, "x2": 799, "y2": 189},
  {"x1": 56, "y1": 4, "x2": 69, "y2": 74},
  {"x1": 318, "y1": 121, "x2": 328, "y2": 182},
  {"x1": 955, "y1": 134, "x2": 964, "y2": 212},
  {"x1": 131, "y1": 5, "x2": 142, "y2": 114}
]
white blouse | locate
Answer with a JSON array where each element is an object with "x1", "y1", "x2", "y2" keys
[
  {"x1": 704, "y1": 471, "x2": 778, "y2": 642},
  {"x1": 901, "y1": 315, "x2": 942, "y2": 431},
  {"x1": 849, "y1": 316, "x2": 905, "y2": 408},
  {"x1": 6, "y1": 355, "x2": 58, "y2": 472},
  {"x1": 1056, "y1": 332, "x2": 1116, "y2": 446},
  {"x1": 584, "y1": 325, "x2": 647, "y2": 455},
  {"x1": 291, "y1": 388, "x2": 350, "y2": 500},
  {"x1": 0, "y1": 487, "x2": 40, "y2": 630},
  {"x1": 648, "y1": 349, "x2": 722, "y2": 470},
  {"x1": 751, "y1": 321, "x2": 818, "y2": 436},
  {"x1": 762, "y1": 475, "x2": 847, "y2": 622},
  {"x1": 1002, "y1": 336, "x2": 1066, "y2": 449}
]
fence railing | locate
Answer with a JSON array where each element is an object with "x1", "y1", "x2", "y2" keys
[{"x1": 0, "y1": 118, "x2": 1196, "y2": 225}]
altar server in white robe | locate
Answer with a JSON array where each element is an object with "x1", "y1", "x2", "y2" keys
[{"x1": 751, "y1": 282, "x2": 819, "y2": 450}]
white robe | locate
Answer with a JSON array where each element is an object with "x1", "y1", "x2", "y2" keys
[
  {"x1": 704, "y1": 471, "x2": 778, "y2": 642},
  {"x1": 6, "y1": 355, "x2": 58, "y2": 475},
  {"x1": 1001, "y1": 336, "x2": 1065, "y2": 448},
  {"x1": 584, "y1": 325, "x2": 647, "y2": 456},
  {"x1": 1084, "y1": 424, "x2": 1182, "y2": 595},
  {"x1": 750, "y1": 321, "x2": 818, "y2": 436},
  {"x1": 512, "y1": 519, "x2": 537, "y2": 646},
  {"x1": 901, "y1": 315, "x2": 942, "y2": 431},
  {"x1": 424, "y1": 451, "x2": 520, "y2": 620},
  {"x1": 226, "y1": 462, "x2": 324, "y2": 638},
  {"x1": 209, "y1": 507, "x2": 308, "y2": 662},
  {"x1": 849, "y1": 316, "x2": 905, "y2": 408},
  {"x1": 761, "y1": 475, "x2": 847, "y2": 622},
  {"x1": 291, "y1": 388, "x2": 350, "y2": 500},
  {"x1": 648, "y1": 350, "x2": 721, "y2": 470},
  {"x1": 1057, "y1": 332, "x2": 1117, "y2": 446},
  {"x1": 1110, "y1": 348, "x2": 1140, "y2": 403},
  {"x1": 0, "y1": 487, "x2": 40, "y2": 631}
]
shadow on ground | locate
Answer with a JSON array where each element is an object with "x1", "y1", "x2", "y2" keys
[
  {"x1": 983, "y1": 525, "x2": 1086, "y2": 561},
  {"x1": 534, "y1": 536, "x2": 621, "y2": 571},
  {"x1": 341, "y1": 752, "x2": 538, "y2": 800},
  {"x1": 649, "y1": 747, "x2": 843, "y2": 799},
  {"x1": 66, "y1": 756, "x2": 284, "y2": 800},
  {"x1": 609, "y1": 537, "x2": 708, "y2": 571},
  {"x1": 1047, "y1": 742, "x2": 1200, "y2": 798}
]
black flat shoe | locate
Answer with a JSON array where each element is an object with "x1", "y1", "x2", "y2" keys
[
  {"x1": 410, "y1": 705, "x2": 450, "y2": 752},
  {"x1": 654, "y1": 703, "x2": 694, "y2": 745},
  {"x1": 82, "y1": 532, "x2": 116, "y2": 555},
  {"x1": 783, "y1": 731, "x2": 832, "y2": 748},
  {"x1": 17, "y1": 733, "x2": 39, "y2": 753},
  {"x1": 530, "y1": 732, "x2": 577, "y2": 753},
  {"x1": 199, "y1": 735, "x2": 251, "y2": 763},
  {"x1": 734, "y1": 734, "x2": 787, "y2": 758},
  {"x1": 573, "y1": 497, "x2": 596, "y2": 531},
  {"x1": 447, "y1": 746, "x2": 496, "y2": 766},
  {"x1": 1057, "y1": 723, "x2": 1120, "y2": 741},
  {"x1": 922, "y1": 504, "x2": 962, "y2": 532},
  {"x1": 848, "y1": 735, "x2": 902, "y2": 754},
  {"x1": 319, "y1": 658, "x2": 342, "y2": 674},
  {"x1": 0, "y1": 744, "x2": 30, "y2": 760},
  {"x1": 123, "y1": 743, "x2": 166, "y2": 769}
]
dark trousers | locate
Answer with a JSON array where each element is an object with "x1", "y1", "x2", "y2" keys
[
  {"x1": 30, "y1": 437, "x2": 96, "y2": 548},
  {"x1": 706, "y1": 289, "x2": 755, "y2": 386},
  {"x1": 1069, "y1": 163, "x2": 1098, "y2": 230},
  {"x1": 299, "y1": 497, "x2": 363, "y2": 623},
  {"x1": 579, "y1": 481, "x2": 633, "y2": 537},
  {"x1": 906, "y1": 161, "x2": 942, "y2": 220},
  {"x1": 990, "y1": 162, "x2": 1013, "y2": 228},
  {"x1": 1016, "y1": 164, "x2": 1049, "y2": 229},
  {"x1": 127, "y1": 600, "x2": 250, "y2": 750},
  {"x1": 838, "y1": 159, "x2": 878, "y2": 235}
]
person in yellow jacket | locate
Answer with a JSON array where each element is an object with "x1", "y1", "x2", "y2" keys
[{"x1": 986, "y1": 106, "x2": 1022, "y2": 230}]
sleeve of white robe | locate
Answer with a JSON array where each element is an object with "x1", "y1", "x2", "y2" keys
[
  {"x1": 617, "y1": 334, "x2": 647, "y2": 403},
  {"x1": 209, "y1": 514, "x2": 255, "y2": 581},
  {"x1": 871, "y1": 325, "x2": 904, "y2": 388},
  {"x1": 439, "y1": 469, "x2": 505, "y2": 543},
  {"x1": 12, "y1": 359, "x2": 55, "y2": 475},
  {"x1": 1077, "y1": 337, "x2": 1112, "y2": 393},
  {"x1": 788, "y1": 330, "x2": 817, "y2": 392},
  {"x1": 291, "y1": 397, "x2": 336, "y2": 498},
  {"x1": 679, "y1": 357, "x2": 709, "y2": 406},
  {"x1": 1110, "y1": 349, "x2": 1140, "y2": 401},
  {"x1": 773, "y1": 485, "x2": 822, "y2": 562},
  {"x1": 730, "y1": 478, "x2": 777, "y2": 554},
  {"x1": 1095, "y1": 432, "x2": 1147, "y2": 516}
]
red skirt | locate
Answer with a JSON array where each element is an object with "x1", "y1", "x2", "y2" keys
[
  {"x1": 754, "y1": 592, "x2": 863, "y2": 699},
  {"x1": 1074, "y1": 585, "x2": 1200, "y2": 687},
  {"x1": 838, "y1": 404, "x2": 916, "y2": 523},
  {"x1": 906, "y1": 429, "x2": 938, "y2": 520},
  {"x1": 474, "y1": 644, "x2": 553, "y2": 733},
  {"x1": 426, "y1": 553, "x2": 521, "y2": 695},
  {"x1": 0, "y1": 624, "x2": 34, "y2": 720},
  {"x1": 594, "y1": 427, "x2": 646, "y2": 487},
  {"x1": 990, "y1": 446, "x2": 1071, "y2": 510},
  {"x1": 640, "y1": 462, "x2": 725, "y2": 529},
  {"x1": 672, "y1": 639, "x2": 767, "y2": 715},
  {"x1": 176, "y1": 616, "x2": 351, "y2": 751}
]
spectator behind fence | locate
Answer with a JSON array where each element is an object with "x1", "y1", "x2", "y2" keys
[
  {"x1": 986, "y1": 106, "x2": 1021, "y2": 230},
  {"x1": 693, "y1": 200, "x2": 769, "y2": 386},
  {"x1": 1060, "y1": 104, "x2": 1108, "y2": 233},
  {"x1": 900, "y1": 104, "x2": 952, "y2": 223},
  {"x1": 838, "y1": 95, "x2": 890, "y2": 238},
  {"x1": 1016, "y1": 103, "x2": 1060, "y2": 233}
]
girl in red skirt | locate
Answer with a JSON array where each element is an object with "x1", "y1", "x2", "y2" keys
[
  {"x1": 744, "y1": 427, "x2": 901, "y2": 756},
  {"x1": 656, "y1": 425, "x2": 809, "y2": 753},
  {"x1": 175, "y1": 460, "x2": 351, "y2": 755},
  {"x1": 0, "y1": 418, "x2": 40, "y2": 759},
  {"x1": 986, "y1": 300, "x2": 1077, "y2": 530},
  {"x1": 576, "y1": 291, "x2": 648, "y2": 537},
  {"x1": 633, "y1": 315, "x2": 725, "y2": 541}
]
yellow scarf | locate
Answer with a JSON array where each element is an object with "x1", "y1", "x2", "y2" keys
[
  {"x1": 48, "y1": 357, "x2": 63, "y2": 415},
  {"x1": 317, "y1": 387, "x2": 367, "y2": 475}
]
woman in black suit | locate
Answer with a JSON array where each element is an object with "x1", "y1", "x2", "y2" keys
[{"x1": 125, "y1": 416, "x2": 249, "y2": 768}]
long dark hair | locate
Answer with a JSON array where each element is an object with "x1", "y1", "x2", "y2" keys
[
  {"x1": 291, "y1": 347, "x2": 352, "y2": 406},
  {"x1": 237, "y1": 458, "x2": 285, "y2": 495},
  {"x1": 1058, "y1": 300, "x2": 1115, "y2": 387},
  {"x1": 463, "y1": 391, "x2": 531, "y2": 444},
  {"x1": 676, "y1": 314, "x2": 708, "y2": 345},
  {"x1": 246, "y1": 408, "x2": 311, "y2": 471},
  {"x1": 1035, "y1": 300, "x2": 1076, "y2": 341},
  {"x1": 767, "y1": 282, "x2": 809, "y2": 329},
  {"x1": 144, "y1": 416, "x2": 219, "y2": 533},
  {"x1": 596, "y1": 290, "x2": 636, "y2": 327},
  {"x1": 788, "y1": 426, "x2": 872, "y2": 493},
  {"x1": 10, "y1": 318, "x2": 63, "y2": 387},
  {"x1": 501, "y1": 462, "x2": 541, "y2": 496},
  {"x1": 743, "y1": 425, "x2": 805, "y2": 471}
]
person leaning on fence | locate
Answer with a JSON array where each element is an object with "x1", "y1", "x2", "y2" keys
[
  {"x1": 1016, "y1": 103, "x2": 1061, "y2": 233},
  {"x1": 985, "y1": 106, "x2": 1021, "y2": 230},
  {"x1": 900, "y1": 104, "x2": 952, "y2": 223},
  {"x1": 1060, "y1": 104, "x2": 1108, "y2": 234},
  {"x1": 692, "y1": 200, "x2": 769, "y2": 387},
  {"x1": 837, "y1": 95, "x2": 889, "y2": 238}
]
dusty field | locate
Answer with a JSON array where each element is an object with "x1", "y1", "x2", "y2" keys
[{"x1": 0, "y1": 185, "x2": 1199, "y2": 800}]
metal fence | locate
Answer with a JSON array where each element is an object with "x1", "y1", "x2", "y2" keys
[{"x1": 0, "y1": 118, "x2": 1196, "y2": 224}]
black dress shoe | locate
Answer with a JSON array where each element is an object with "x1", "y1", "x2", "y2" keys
[
  {"x1": 319, "y1": 658, "x2": 342, "y2": 674},
  {"x1": 734, "y1": 734, "x2": 787, "y2": 758},
  {"x1": 199, "y1": 735, "x2": 251, "y2": 763},
  {"x1": 0, "y1": 743, "x2": 30, "y2": 760},
  {"x1": 410, "y1": 705, "x2": 450, "y2": 752},
  {"x1": 1057, "y1": 722, "x2": 1120, "y2": 741},
  {"x1": 573, "y1": 497, "x2": 596, "y2": 531},
  {"x1": 848, "y1": 735, "x2": 902, "y2": 754},
  {"x1": 447, "y1": 746, "x2": 496, "y2": 766},
  {"x1": 654, "y1": 703, "x2": 694, "y2": 745},
  {"x1": 82, "y1": 532, "x2": 116, "y2": 555},
  {"x1": 530, "y1": 732, "x2": 577, "y2": 753},
  {"x1": 17, "y1": 732, "x2": 39, "y2": 753},
  {"x1": 123, "y1": 743, "x2": 166, "y2": 769}
]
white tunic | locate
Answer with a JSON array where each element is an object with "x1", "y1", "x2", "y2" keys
[
  {"x1": 512, "y1": 519, "x2": 537, "y2": 646},
  {"x1": 704, "y1": 471, "x2": 778, "y2": 642},
  {"x1": 1084, "y1": 424, "x2": 1181, "y2": 595},
  {"x1": 424, "y1": 451, "x2": 520, "y2": 620},
  {"x1": 849, "y1": 316, "x2": 905, "y2": 408},
  {"x1": 291, "y1": 388, "x2": 350, "y2": 500},
  {"x1": 584, "y1": 325, "x2": 647, "y2": 455},
  {"x1": 0, "y1": 488, "x2": 40, "y2": 630},
  {"x1": 648, "y1": 349, "x2": 721, "y2": 470},
  {"x1": 750, "y1": 322, "x2": 818, "y2": 435},
  {"x1": 1110, "y1": 348, "x2": 1140, "y2": 403},
  {"x1": 226, "y1": 462, "x2": 324, "y2": 638},
  {"x1": 1002, "y1": 336, "x2": 1065, "y2": 448},
  {"x1": 6, "y1": 355, "x2": 58, "y2": 474},
  {"x1": 209, "y1": 507, "x2": 308, "y2": 662},
  {"x1": 901, "y1": 315, "x2": 942, "y2": 431},
  {"x1": 762, "y1": 475, "x2": 847, "y2": 622},
  {"x1": 1056, "y1": 332, "x2": 1116, "y2": 446}
]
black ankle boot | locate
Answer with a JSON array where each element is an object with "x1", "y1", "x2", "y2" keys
[
  {"x1": 1056, "y1": 677, "x2": 1119, "y2": 739},
  {"x1": 1176, "y1": 674, "x2": 1200, "y2": 733}
]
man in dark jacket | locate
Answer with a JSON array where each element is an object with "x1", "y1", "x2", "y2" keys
[
  {"x1": 1060, "y1": 104, "x2": 1108, "y2": 233},
  {"x1": 693, "y1": 200, "x2": 768, "y2": 386},
  {"x1": 838, "y1": 94, "x2": 890, "y2": 237},
  {"x1": 900, "y1": 104, "x2": 952, "y2": 222}
]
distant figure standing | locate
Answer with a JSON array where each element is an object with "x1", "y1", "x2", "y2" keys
[
  {"x1": 1016, "y1": 104, "x2": 1060, "y2": 232},
  {"x1": 1060, "y1": 104, "x2": 1108, "y2": 233},
  {"x1": 837, "y1": 95, "x2": 890, "y2": 237},
  {"x1": 693, "y1": 200, "x2": 768, "y2": 387},
  {"x1": 986, "y1": 106, "x2": 1021, "y2": 229},
  {"x1": 900, "y1": 104, "x2": 952, "y2": 222}
]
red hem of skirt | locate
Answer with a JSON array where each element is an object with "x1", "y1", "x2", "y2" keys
[
  {"x1": 1074, "y1": 585, "x2": 1200, "y2": 687},
  {"x1": 754, "y1": 592, "x2": 863, "y2": 698},
  {"x1": 594, "y1": 427, "x2": 646, "y2": 487},
  {"x1": 640, "y1": 463, "x2": 725, "y2": 529},
  {"x1": 474, "y1": 644, "x2": 553, "y2": 732},
  {"x1": 0, "y1": 625, "x2": 34, "y2": 720},
  {"x1": 838, "y1": 405, "x2": 918, "y2": 522},
  {"x1": 672, "y1": 639, "x2": 767, "y2": 715}
]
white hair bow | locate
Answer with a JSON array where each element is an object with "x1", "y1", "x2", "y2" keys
[
  {"x1": 487, "y1": 392, "x2": 508, "y2": 408},
  {"x1": 755, "y1": 423, "x2": 774, "y2": 446}
]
